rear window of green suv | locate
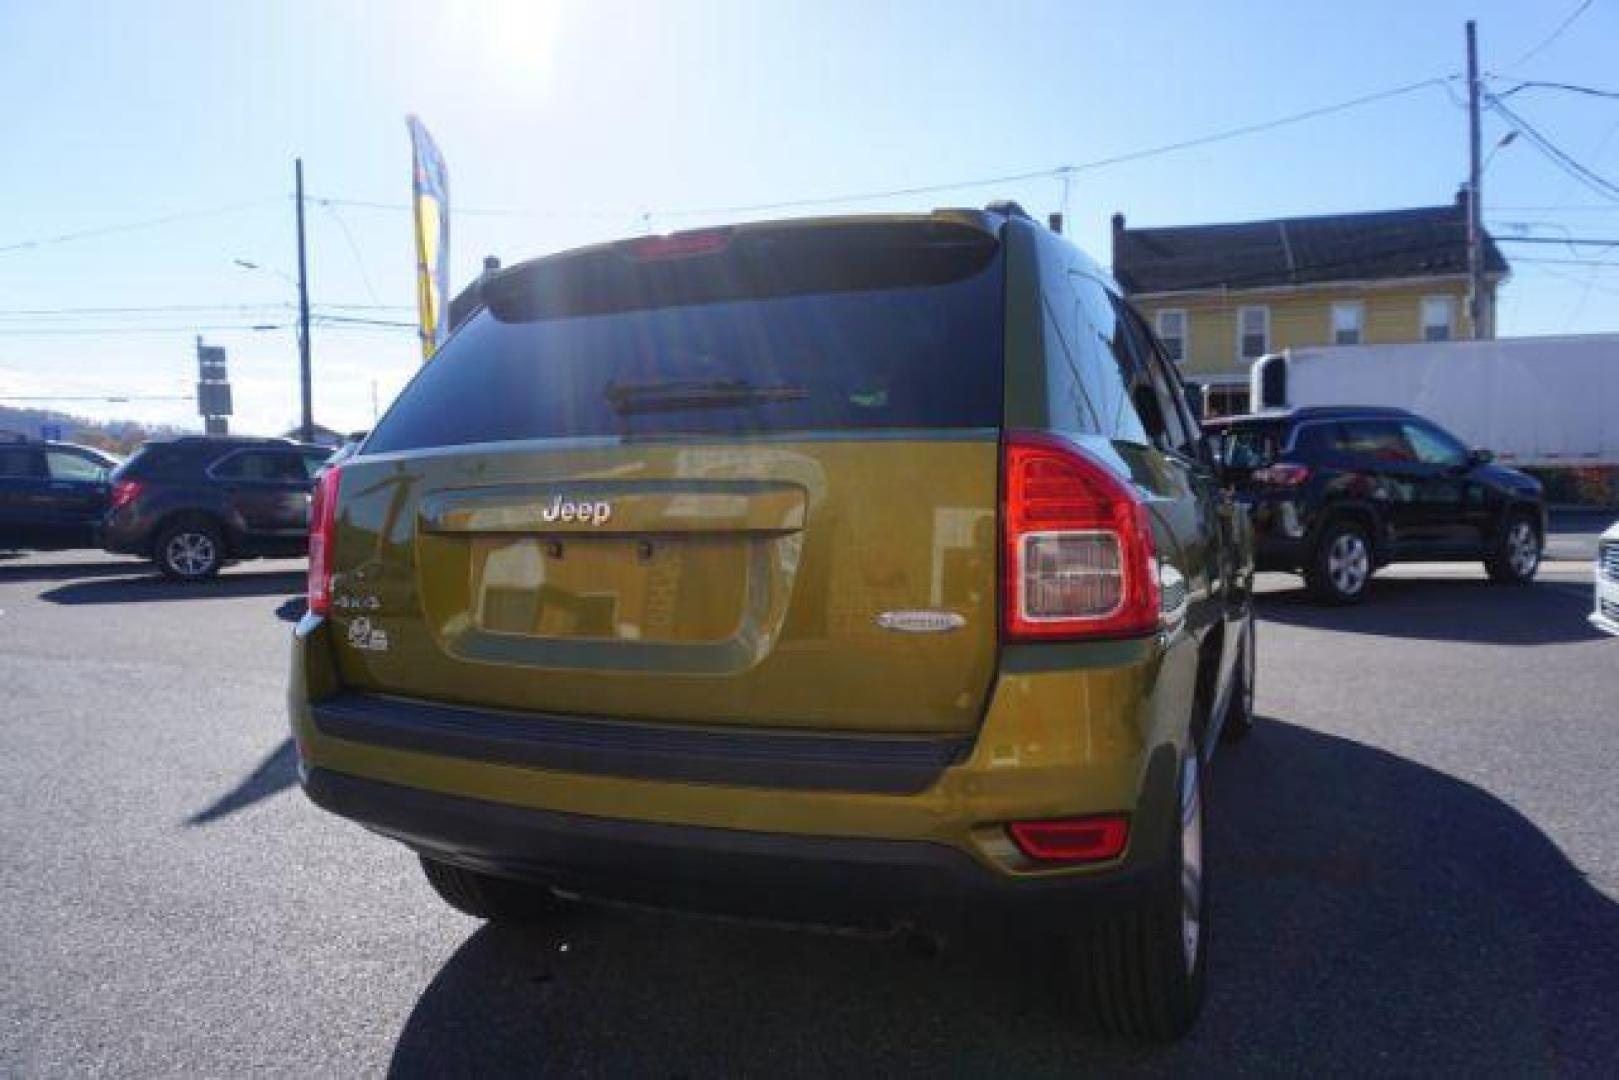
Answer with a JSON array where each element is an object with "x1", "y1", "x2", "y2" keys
[{"x1": 365, "y1": 222, "x2": 1004, "y2": 453}]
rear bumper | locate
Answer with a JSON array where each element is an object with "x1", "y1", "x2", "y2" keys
[
  {"x1": 290, "y1": 615, "x2": 1187, "y2": 930},
  {"x1": 302, "y1": 766, "x2": 1171, "y2": 928},
  {"x1": 100, "y1": 511, "x2": 149, "y2": 556}
]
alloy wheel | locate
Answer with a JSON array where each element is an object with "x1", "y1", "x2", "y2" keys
[
  {"x1": 166, "y1": 532, "x2": 217, "y2": 577},
  {"x1": 1327, "y1": 533, "x2": 1370, "y2": 597},
  {"x1": 1508, "y1": 521, "x2": 1539, "y2": 578},
  {"x1": 1180, "y1": 755, "x2": 1204, "y2": 974}
]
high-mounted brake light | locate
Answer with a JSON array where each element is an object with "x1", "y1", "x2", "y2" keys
[
  {"x1": 1001, "y1": 432, "x2": 1159, "y2": 641},
  {"x1": 1008, "y1": 815, "x2": 1130, "y2": 863},
  {"x1": 1252, "y1": 462, "x2": 1311, "y2": 487},
  {"x1": 109, "y1": 479, "x2": 144, "y2": 511},
  {"x1": 306, "y1": 465, "x2": 341, "y2": 617},
  {"x1": 619, "y1": 227, "x2": 733, "y2": 260}
]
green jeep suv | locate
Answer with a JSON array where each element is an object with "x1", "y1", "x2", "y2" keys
[{"x1": 291, "y1": 206, "x2": 1256, "y2": 1040}]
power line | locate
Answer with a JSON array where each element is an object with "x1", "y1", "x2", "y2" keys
[
  {"x1": 1489, "y1": 204, "x2": 1619, "y2": 212},
  {"x1": 0, "y1": 200, "x2": 276, "y2": 256},
  {"x1": 314, "y1": 75, "x2": 1454, "y2": 224},
  {"x1": 319, "y1": 200, "x2": 382, "y2": 303},
  {"x1": 1495, "y1": 79, "x2": 1619, "y2": 102},
  {"x1": 1513, "y1": 255, "x2": 1619, "y2": 266},
  {"x1": 0, "y1": 394, "x2": 194, "y2": 402},
  {"x1": 0, "y1": 324, "x2": 290, "y2": 336},
  {"x1": 1487, "y1": 95, "x2": 1619, "y2": 202},
  {"x1": 1496, "y1": 236, "x2": 1619, "y2": 246},
  {"x1": 0, "y1": 321, "x2": 423, "y2": 336},
  {"x1": 1501, "y1": 0, "x2": 1594, "y2": 71},
  {"x1": 310, "y1": 313, "x2": 416, "y2": 328},
  {"x1": 0, "y1": 302, "x2": 413, "y2": 318}
]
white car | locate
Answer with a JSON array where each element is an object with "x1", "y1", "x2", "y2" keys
[{"x1": 1593, "y1": 522, "x2": 1619, "y2": 637}]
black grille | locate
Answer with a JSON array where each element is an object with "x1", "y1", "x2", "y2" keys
[{"x1": 1601, "y1": 541, "x2": 1619, "y2": 583}]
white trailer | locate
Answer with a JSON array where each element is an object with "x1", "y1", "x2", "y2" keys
[{"x1": 1250, "y1": 335, "x2": 1619, "y2": 466}]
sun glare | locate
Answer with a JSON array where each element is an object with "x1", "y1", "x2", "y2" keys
[{"x1": 453, "y1": 0, "x2": 565, "y2": 95}]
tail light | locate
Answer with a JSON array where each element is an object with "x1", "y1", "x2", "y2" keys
[
  {"x1": 306, "y1": 465, "x2": 342, "y2": 617},
  {"x1": 108, "y1": 479, "x2": 144, "y2": 511},
  {"x1": 1008, "y1": 815, "x2": 1130, "y2": 863},
  {"x1": 1252, "y1": 462, "x2": 1310, "y2": 487},
  {"x1": 1002, "y1": 432, "x2": 1159, "y2": 640}
]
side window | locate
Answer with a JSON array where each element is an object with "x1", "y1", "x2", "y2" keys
[
  {"x1": 1338, "y1": 421, "x2": 1415, "y2": 462},
  {"x1": 1041, "y1": 273, "x2": 1104, "y2": 436},
  {"x1": 0, "y1": 448, "x2": 43, "y2": 478},
  {"x1": 1068, "y1": 273, "x2": 1149, "y2": 446},
  {"x1": 1293, "y1": 423, "x2": 1339, "y2": 458},
  {"x1": 46, "y1": 451, "x2": 104, "y2": 481},
  {"x1": 270, "y1": 452, "x2": 313, "y2": 481},
  {"x1": 1401, "y1": 421, "x2": 1468, "y2": 468},
  {"x1": 301, "y1": 451, "x2": 331, "y2": 479},
  {"x1": 1113, "y1": 295, "x2": 1195, "y2": 457},
  {"x1": 212, "y1": 451, "x2": 273, "y2": 481},
  {"x1": 210, "y1": 452, "x2": 248, "y2": 480}
]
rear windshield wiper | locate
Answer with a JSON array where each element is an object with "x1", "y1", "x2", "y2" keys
[{"x1": 604, "y1": 377, "x2": 808, "y2": 415}]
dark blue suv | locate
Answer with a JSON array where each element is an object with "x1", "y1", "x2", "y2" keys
[
  {"x1": 0, "y1": 435, "x2": 119, "y2": 552},
  {"x1": 1207, "y1": 406, "x2": 1546, "y2": 603}
]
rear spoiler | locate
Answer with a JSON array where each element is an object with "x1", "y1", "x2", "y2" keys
[{"x1": 482, "y1": 212, "x2": 1003, "y2": 324}]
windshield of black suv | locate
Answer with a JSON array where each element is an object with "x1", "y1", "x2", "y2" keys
[{"x1": 1219, "y1": 422, "x2": 1288, "y2": 469}]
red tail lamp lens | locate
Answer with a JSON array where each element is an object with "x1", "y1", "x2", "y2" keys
[
  {"x1": 1253, "y1": 462, "x2": 1310, "y2": 486},
  {"x1": 1001, "y1": 431, "x2": 1159, "y2": 641},
  {"x1": 306, "y1": 465, "x2": 341, "y2": 617},
  {"x1": 1008, "y1": 815, "x2": 1130, "y2": 863},
  {"x1": 109, "y1": 479, "x2": 144, "y2": 510}
]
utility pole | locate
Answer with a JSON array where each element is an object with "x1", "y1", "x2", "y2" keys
[
  {"x1": 1466, "y1": 20, "x2": 1489, "y2": 340},
  {"x1": 294, "y1": 158, "x2": 314, "y2": 441}
]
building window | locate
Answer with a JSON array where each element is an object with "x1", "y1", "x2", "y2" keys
[
  {"x1": 1422, "y1": 296, "x2": 1456, "y2": 342},
  {"x1": 1238, "y1": 306, "x2": 1269, "y2": 360},
  {"x1": 1331, "y1": 301, "x2": 1365, "y2": 346},
  {"x1": 1155, "y1": 309, "x2": 1187, "y2": 363},
  {"x1": 1203, "y1": 384, "x2": 1250, "y2": 418}
]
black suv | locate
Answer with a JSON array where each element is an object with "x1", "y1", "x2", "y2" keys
[
  {"x1": 0, "y1": 434, "x2": 119, "y2": 551},
  {"x1": 1208, "y1": 406, "x2": 1545, "y2": 603},
  {"x1": 102, "y1": 437, "x2": 331, "y2": 580}
]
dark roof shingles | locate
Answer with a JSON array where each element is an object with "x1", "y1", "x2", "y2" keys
[{"x1": 1114, "y1": 204, "x2": 1508, "y2": 294}]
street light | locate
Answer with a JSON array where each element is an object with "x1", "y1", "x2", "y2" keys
[
  {"x1": 235, "y1": 257, "x2": 312, "y2": 438},
  {"x1": 1483, "y1": 130, "x2": 1519, "y2": 173},
  {"x1": 234, "y1": 258, "x2": 299, "y2": 290}
]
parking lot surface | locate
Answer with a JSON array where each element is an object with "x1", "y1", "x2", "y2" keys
[{"x1": 2, "y1": 549, "x2": 1615, "y2": 1076}]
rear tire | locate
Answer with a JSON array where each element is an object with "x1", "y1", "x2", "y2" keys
[
  {"x1": 154, "y1": 517, "x2": 223, "y2": 582},
  {"x1": 419, "y1": 856, "x2": 563, "y2": 923},
  {"x1": 1219, "y1": 617, "x2": 1256, "y2": 744},
  {"x1": 1485, "y1": 513, "x2": 1540, "y2": 585},
  {"x1": 1304, "y1": 519, "x2": 1373, "y2": 604},
  {"x1": 1073, "y1": 745, "x2": 1208, "y2": 1041}
]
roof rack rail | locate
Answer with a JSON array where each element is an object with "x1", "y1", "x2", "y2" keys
[{"x1": 983, "y1": 200, "x2": 1033, "y2": 222}]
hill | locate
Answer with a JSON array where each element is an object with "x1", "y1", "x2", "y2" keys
[{"x1": 0, "y1": 404, "x2": 195, "y2": 456}]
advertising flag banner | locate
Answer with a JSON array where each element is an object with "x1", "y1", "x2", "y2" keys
[{"x1": 408, "y1": 115, "x2": 450, "y2": 361}]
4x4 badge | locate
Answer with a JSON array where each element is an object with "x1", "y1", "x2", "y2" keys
[{"x1": 876, "y1": 610, "x2": 965, "y2": 634}]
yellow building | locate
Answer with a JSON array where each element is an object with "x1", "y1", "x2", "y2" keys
[{"x1": 1112, "y1": 194, "x2": 1509, "y2": 415}]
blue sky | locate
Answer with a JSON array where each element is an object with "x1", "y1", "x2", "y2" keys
[{"x1": 2, "y1": 0, "x2": 1616, "y2": 434}]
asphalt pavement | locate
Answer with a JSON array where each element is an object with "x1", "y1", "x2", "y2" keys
[{"x1": 1, "y1": 547, "x2": 1615, "y2": 1077}]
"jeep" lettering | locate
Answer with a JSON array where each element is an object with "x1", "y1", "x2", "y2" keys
[{"x1": 541, "y1": 496, "x2": 613, "y2": 526}]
